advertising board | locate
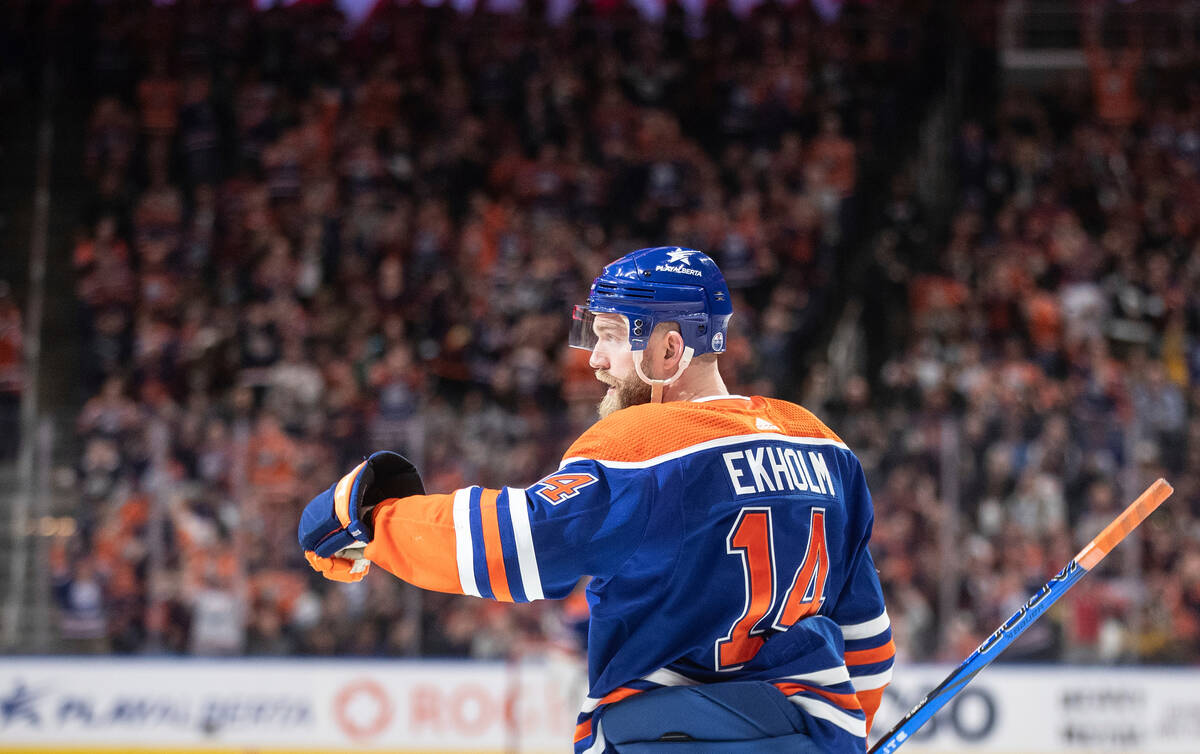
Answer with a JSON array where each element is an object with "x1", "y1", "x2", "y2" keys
[
  {"x1": 0, "y1": 656, "x2": 583, "y2": 753},
  {"x1": 872, "y1": 664, "x2": 1200, "y2": 754},
  {"x1": 2, "y1": 659, "x2": 1198, "y2": 752}
]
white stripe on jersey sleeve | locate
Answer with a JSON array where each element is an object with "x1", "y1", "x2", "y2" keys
[
  {"x1": 778, "y1": 665, "x2": 852, "y2": 687},
  {"x1": 849, "y1": 667, "x2": 893, "y2": 691},
  {"x1": 641, "y1": 667, "x2": 702, "y2": 687},
  {"x1": 505, "y1": 487, "x2": 544, "y2": 601},
  {"x1": 581, "y1": 720, "x2": 607, "y2": 754},
  {"x1": 788, "y1": 695, "x2": 868, "y2": 739},
  {"x1": 840, "y1": 611, "x2": 890, "y2": 641},
  {"x1": 452, "y1": 487, "x2": 481, "y2": 597}
]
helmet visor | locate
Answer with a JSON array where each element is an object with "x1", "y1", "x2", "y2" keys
[{"x1": 569, "y1": 306, "x2": 633, "y2": 351}]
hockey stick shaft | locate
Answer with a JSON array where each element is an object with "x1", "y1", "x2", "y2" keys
[{"x1": 868, "y1": 478, "x2": 1173, "y2": 754}]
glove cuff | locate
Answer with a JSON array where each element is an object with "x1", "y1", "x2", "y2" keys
[{"x1": 357, "y1": 451, "x2": 426, "y2": 538}]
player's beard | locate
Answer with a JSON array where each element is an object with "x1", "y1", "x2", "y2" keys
[{"x1": 597, "y1": 369, "x2": 652, "y2": 419}]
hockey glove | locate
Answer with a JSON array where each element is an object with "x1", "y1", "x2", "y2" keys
[
  {"x1": 298, "y1": 450, "x2": 426, "y2": 559},
  {"x1": 305, "y1": 549, "x2": 370, "y2": 583}
]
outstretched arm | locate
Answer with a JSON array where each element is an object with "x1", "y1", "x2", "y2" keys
[
  {"x1": 366, "y1": 486, "x2": 537, "y2": 601},
  {"x1": 300, "y1": 454, "x2": 652, "y2": 601}
]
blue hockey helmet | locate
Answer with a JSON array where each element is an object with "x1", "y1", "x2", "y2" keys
[{"x1": 569, "y1": 246, "x2": 733, "y2": 356}]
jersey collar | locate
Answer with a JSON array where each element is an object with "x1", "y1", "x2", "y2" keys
[{"x1": 689, "y1": 394, "x2": 751, "y2": 403}]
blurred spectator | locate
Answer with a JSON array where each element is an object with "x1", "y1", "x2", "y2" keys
[
  {"x1": 0, "y1": 281, "x2": 21, "y2": 460},
  {"x1": 50, "y1": 548, "x2": 108, "y2": 654},
  {"x1": 1085, "y1": 28, "x2": 1142, "y2": 128},
  {"x1": 187, "y1": 569, "x2": 247, "y2": 656}
]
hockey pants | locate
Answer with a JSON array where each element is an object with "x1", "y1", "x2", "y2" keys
[{"x1": 595, "y1": 680, "x2": 831, "y2": 753}]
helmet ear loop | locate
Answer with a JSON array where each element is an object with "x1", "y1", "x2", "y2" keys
[{"x1": 632, "y1": 346, "x2": 695, "y2": 403}]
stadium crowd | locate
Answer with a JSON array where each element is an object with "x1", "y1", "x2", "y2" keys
[
  {"x1": 48, "y1": 0, "x2": 1200, "y2": 670},
  {"x1": 56, "y1": 0, "x2": 929, "y2": 658}
]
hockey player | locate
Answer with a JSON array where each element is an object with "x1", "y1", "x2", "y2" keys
[{"x1": 299, "y1": 247, "x2": 893, "y2": 752}]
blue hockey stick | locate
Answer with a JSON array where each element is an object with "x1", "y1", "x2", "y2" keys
[{"x1": 869, "y1": 478, "x2": 1173, "y2": 754}]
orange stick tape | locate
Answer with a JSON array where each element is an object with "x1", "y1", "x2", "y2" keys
[{"x1": 1074, "y1": 478, "x2": 1173, "y2": 571}]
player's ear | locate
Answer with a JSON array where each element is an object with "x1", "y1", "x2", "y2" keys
[{"x1": 663, "y1": 329, "x2": 684, "y2": 363}]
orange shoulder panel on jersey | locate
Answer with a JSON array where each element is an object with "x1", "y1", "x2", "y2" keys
[
  {"x1": 561, "y1": 396, "x2": 843, "y2": 464},
  {"x1": 758, "y1": 396, "x2": 845, "y2": 445}
]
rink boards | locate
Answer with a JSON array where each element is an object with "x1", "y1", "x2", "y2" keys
[{"x1": 0, "y1": 658, "x2": 1198, "y2": 752}]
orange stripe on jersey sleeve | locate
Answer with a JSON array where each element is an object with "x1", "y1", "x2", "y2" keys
[
  {"x1": 478, "y1": 488, "x2": 512, "y2": 602},
  {"x1": 856, "y1": 686, "x2": 886, "y2": 736},
  {"x1": 364, "y1": 493, "x2": 460, "y2": 593},
  {"x1": 844, "y1": 638, "x2": 896, "y2": 667},
  {"x1": 561, "y1": 397, "x2": 843, "y2": 464},
  {"x1": 597, "y1": 686, "x2": 646, "y2": 707},
  {"x1": 573, "y1": 685, "x2": 648, "y2": 742},
  {"x1": 573, "y1": 718, "x2": 592, "y2": 743},
  {"x1": 772, "y1": 682, "x2": 863, "y2": 711}
]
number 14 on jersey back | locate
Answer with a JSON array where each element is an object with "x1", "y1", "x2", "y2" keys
[{"x1": 717, "y1": 506, "x2": 829, "y2": 670}]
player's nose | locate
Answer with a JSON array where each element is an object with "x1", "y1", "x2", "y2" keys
[{"x1": 589, "y1": 348, "x2": 607, "y2": 370}]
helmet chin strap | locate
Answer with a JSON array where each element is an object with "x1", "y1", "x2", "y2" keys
[{"x1": 632, "y1": 346, "x2": 695, "y2": 403}]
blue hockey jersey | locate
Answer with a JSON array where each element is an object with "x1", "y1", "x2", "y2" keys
[{"x1": 363, "y1": 395, "x2": 893, "y2": 753}]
